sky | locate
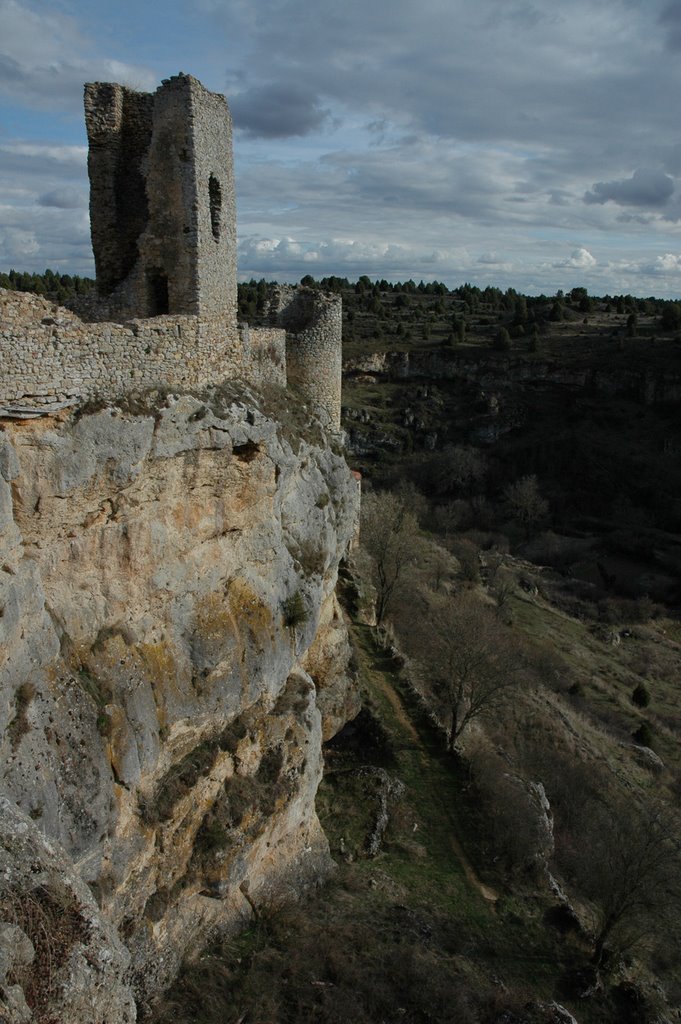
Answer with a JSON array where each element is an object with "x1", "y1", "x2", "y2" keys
[{"x1": 3, "y1": 0, "x2": 681, "y2": 296}]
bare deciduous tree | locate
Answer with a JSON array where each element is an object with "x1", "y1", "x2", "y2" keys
[
  {"x1": 559, "y1": 800, "x2": 681, "y2": 967},
  {"x1": 360, "y1": 491, "x2": 420, "y2": 625},
  {"x1": 435, "y1": 445, "x2": 488, "y2": 498},
  {"x1": 503, "y1": 474, "x2": 549, "y2": 536},
  {"x1": 401, "y1": 592, "x2": 527, "y2": 749}
]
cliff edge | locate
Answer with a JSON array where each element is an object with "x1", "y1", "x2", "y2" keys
[{"x1": 0, "y1": 385, "x2": 360, "y2": 1021}]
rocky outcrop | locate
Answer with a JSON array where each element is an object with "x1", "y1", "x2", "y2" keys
[{"x1": 0, "y1": 385, "x2": 359, "y2": 1021}]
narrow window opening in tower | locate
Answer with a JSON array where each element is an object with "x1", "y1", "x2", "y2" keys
[
  {"x1": 146, "y1": 268, "x2": 169, "y2": 316},
  {"x1": 209, "y1": 175, "x2": 222, "y2": 241}
]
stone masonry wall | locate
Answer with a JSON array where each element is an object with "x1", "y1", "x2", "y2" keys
[
  {"x1": 0, "y1": 290, "x2": 286, "y2": 413},
  {"x1": 84, "y1": 83, "x2": 154, "y2": 297},
  {"x1": 84, "y1": 74, "x2": 236, "y2": 323},
  {"x1": 186, "y1": 76, "x2": 237, "y2": 320},
  {"x1": 270, "y1": 286, "x2": 343, "y2": 429},
  {"x1": 0, "y1": 283, "x2": 341, "y2": 425}
]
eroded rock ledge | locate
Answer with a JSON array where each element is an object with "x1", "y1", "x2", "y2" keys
[{"x1": 0, "y1": 386, "x2": 360, "y2": 1021}]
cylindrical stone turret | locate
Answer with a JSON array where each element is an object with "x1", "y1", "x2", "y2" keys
[{"x1": 270, "y1": 287, "x2": 343, "y2": 430}]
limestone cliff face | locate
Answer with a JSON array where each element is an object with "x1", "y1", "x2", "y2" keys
[{"x1": 0, "y1": 388, "x2": 360, "y2": 1021}]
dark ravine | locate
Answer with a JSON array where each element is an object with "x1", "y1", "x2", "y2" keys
[{"x1": 345, "y1": 347, "x2": 681, "y2": 404}]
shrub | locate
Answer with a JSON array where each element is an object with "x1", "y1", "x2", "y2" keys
[
  {"x1": 96, "y1": 711, "x2": 112, "y2": 737},
  {"x1": 288, "y1": 535, "x2": 327, "y2": 575},
  {"x1": 455, "y1": 542, "x2": 480, "y2": 582},
  {"x1": 632, "y1": 721, "x2": 654, "y2": 747},
  {"x1": 470, "y1": 750, "x2": 546, "y2": 875},
  {"x1": 0, "y1": 885, "x2": 88, "y2": 1018},
  {"x1": 7, "y1": 682, "x2": 36, "y2": 749},
  {"x1": 282, "y1": 590, "x2": 308, "y2": 629},
  {"x1": 631, "y1": 683, "x2": 651, "y2": 708},
  {"x1": 197, "y1": 817, "x2": 228, "y2": 853},
  {"x1": 74, "y1": 665, "x2": 112, "y2": 709},
  {"x1": 636, "y1": 594, "x2": 657, "y2": 622},
  {"x1": 141, "y1": 741, "x2": 219, "y2": 824}
]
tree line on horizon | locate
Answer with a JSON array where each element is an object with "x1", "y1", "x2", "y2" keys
[
  {"x1": 0, "y1": 268, "x2": 95, "y2": 304},
  {"x1": 4, "y1": 267, "x2": 681, "y2": 331}
]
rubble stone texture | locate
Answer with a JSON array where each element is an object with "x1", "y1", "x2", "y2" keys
[
  {"x1": 272, "y1": 285, "x2": 343, "y2": 431},
  {"x1": 85, "y1": 74, "x2": 237, "y2": 321}
]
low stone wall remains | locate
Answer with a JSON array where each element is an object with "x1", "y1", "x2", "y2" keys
[{"x1": 0, "y1": 289, "x2": 286, "y2": 413}]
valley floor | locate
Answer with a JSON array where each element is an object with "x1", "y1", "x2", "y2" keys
[{"x1": 154, "y1": 619, "x2": 633, "y2": 1024}]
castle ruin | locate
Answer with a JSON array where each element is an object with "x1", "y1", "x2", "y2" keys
[
  {"x1": 85, "y1": 74, "x2": 237, "y2": 322},
  {"x1": 0, "y1": 74, "x2": 342, "y2": 428}
]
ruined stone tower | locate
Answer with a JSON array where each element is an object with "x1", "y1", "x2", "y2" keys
[
  {"x1": 84, "y1": 74, "x2": 237, "y2": 322},
  {"x1": 1, "y1": 73, "x2": 344, "y2": 430}
]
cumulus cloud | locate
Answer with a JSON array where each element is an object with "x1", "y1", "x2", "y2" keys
[
  {"x1": 238, "y1": 234, "x2": 470, "y2": 280},
  {"x1": 236, "y1": 135, "x2": 535, "y2": 242},
  {"x1": 595, "y1": 252, "x2": 681, "y2": 294},
  {"x1": 206, "y1": 0, "x2": 678, "y2": 161},
  {"x1": 653, "y1": 253, "x2": 681, "y2": 271},
  {"x1": 637, "y1": 253, "x2": 681, "y2": 274},
  {"x1": 548, "y1": 190, "x2": 571, "y2": 207},
  {"x1": 616, "y1": 212, "x2": 655, "y2": 225},
  {"x1": 239, "y1": 236, "x2": 305, "y2": 260},
  {"x1": 584, "y1": 168, "x2": 675, "y2": 208},
  {"x1": 231, "y1": 83, "x2": 331, "y2": 138},
  {"x1": 189, "y1": 0, "x2": 681, "y2": 294},
  {"x1": 553, "y1": 248, "x2": 597, "y2": 270},
  {"x1": 0, "y1": 135, "x2": 92, "y2": 272}
]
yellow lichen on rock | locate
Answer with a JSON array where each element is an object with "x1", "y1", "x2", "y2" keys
[{"x1": 227, "y1": 578, "x2": 274, "y2": 642}]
